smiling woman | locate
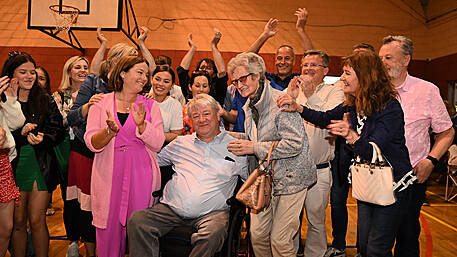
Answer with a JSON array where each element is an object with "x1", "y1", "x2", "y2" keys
[
  {"x1": 227, "y1": 52, "x2": 316, "y2": 257},
  {"x1": 84, "y1": 55, "x2": 164, "y2": 257},
  {"x1": 150, "y1": 66, "x2": 183, "y2": 144}
]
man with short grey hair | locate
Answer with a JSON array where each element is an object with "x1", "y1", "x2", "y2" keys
[
  {"x1": 288, "y1": 50, "x2": 345, "y2": 257},
  {"x1": 127, "y1": 94, "x2": 248, "y2": 257},
  {"x1": 379, "y1": 35, "x2": 454, "y2": 257}
]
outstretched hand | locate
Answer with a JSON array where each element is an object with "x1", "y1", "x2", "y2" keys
[
  {"x1": 263, "y1": 18, "x2": 279, "y2": 38},
  {"x1": 131, "y1": 102, "x2": 147, "y2": 134},
  {"x1": 277, "y1": 93, "x2": 302, "y2": 113},
  {"x1": 211, "y1": 28, "x2": 222, "y2": 46},
  {"x1": 227, "y1": 139, "x2": 254, "y2": 156},
  {"x1": 106, "y1": 109, "x2": 119, "y2": 135},
  {"x1": 96, "y1": 27, "x2": 108, "y2": 44},
  {"x1": 328, "y1": 113, "x2": 351, "y2": 137},
  {"x1": 0, "y1": 76, "x2": 10, "y2": 96},
  {"x1": 138, "y1": 26, "x2": 149, "y2": 42},
  {"x1": 187, "y1": 33, "x2": 197, "y2": 49},
  {"x1": 295, "y1": 8, "x2": 309, "y2": 31}
]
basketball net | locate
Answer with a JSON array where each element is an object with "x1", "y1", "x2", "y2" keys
[{"x1": 49, "y1": 5, "x2": 80, "y2": 31}]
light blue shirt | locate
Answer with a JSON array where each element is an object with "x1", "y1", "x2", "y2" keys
[{"x1": 157, "y1": 130, "x2": 248, "y2": 218}]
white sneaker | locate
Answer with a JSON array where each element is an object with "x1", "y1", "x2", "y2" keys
[
  {"x1": 324, "y1": 247, "x2": 346, "y2": 257},
  {"x1": 65, "y1": 241, "x2": 79, "y2": 257}
]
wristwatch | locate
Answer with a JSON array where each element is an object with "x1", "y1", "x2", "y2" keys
[{"x1": 426, "y1": 155, "x2": 438, "y2": 166}]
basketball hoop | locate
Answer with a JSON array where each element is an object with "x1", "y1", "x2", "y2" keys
[{"x1": 49, "y1": 4, "x2": 80, "y2": 31}]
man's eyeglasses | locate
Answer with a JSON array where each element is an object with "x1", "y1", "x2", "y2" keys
[
  {"x1": 301, "y1": 63, "x2": 327, "y2": 68},
  {"x1": 232, "y1": 73, "x2": 253, "y2": 86}
]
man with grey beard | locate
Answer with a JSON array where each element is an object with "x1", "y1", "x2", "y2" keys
[{"x1": 379, "y1": 35, "x2": 454, "y2": 257}]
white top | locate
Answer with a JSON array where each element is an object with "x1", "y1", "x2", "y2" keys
[
  {"x1": 0, "y1": 96, "x2": 26, "y2": 161},
  {"x1": 158, "y1": 96, "x2": 183, "y2": 133},
  {"x1": 169, "y1": 85, "x2": 186, "y2": 106},
  {"x1": 290, "y1": 82, "x2": 345, "y2": 165}
]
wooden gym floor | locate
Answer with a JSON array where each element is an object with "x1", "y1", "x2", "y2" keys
[{"x1": 5, "y1": 173, "x2": 457, "y2": 257}]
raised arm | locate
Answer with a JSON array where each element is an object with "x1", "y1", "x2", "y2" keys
[
  {"x1": 211, "y1": 28, "x2": 226, "y2": 78},
  {"x1": 180, "y1": 33, "x2": 197, "y2": 70},
  {"x1": 247, "y1": 18, "x2": 278, "y2": 53},
  {"x1": 295, "y1": 8, "x2": 313, "y2": 52},
  {"x1": 138, "y1": 26, "x2": 156, "y2": 73},
  {"x1": 90, "y1": 27, "x2": 108, "y2": 75}
]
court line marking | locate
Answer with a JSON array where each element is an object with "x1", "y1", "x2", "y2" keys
[
  {"x1": 420, "y1": 214, "x2": 433, "y2": 257},
  {"x1": 420, "y1": 209, "x2": 457, "y2": 232},
  {"x1": 426, "y1": 190, "x2": 457, "y2": 203}
]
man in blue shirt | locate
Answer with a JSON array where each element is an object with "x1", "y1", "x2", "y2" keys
[
  {"x1": 248, "y1": 8, "x2": 313, "y2": 91},
  {"x1": 127, "y1": 94, "x2": 247, "y2": 257}
]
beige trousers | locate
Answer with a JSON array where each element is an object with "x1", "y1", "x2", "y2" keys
[
  {"x1": 250, "y1": 188, "x2": 308, "y2": 257},
  {"x1": 304, "y1": 166, "x2": 332, "y2": 257}
]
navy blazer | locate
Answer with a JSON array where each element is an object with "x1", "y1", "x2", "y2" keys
[{"x1": 299, "y1": 98, "x2": 412, "y2": 182}]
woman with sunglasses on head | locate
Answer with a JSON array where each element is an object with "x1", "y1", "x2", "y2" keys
[
  {"x1": 182, "y1": 70, "x2": 212, "y2": 135},
  {"x1": 0, "y1": 55, "x2": 26, "y2": 256},
  {"x1": 177, "y1": 29, "x2": 228, "y2": 106},
  {"x1": 84, "y1": 55, "x2": 164, "y2": 257},
  {"x1": 54, "y1": 56, "x2": 96, "y2": 257},
  {"x1": 5, "y1": 52, "x2": 65, "y2": 257}
]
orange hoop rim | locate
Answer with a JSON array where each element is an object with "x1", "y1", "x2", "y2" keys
[{"x1": 49, "y1": 4, "x2": 80, "y2": 15}]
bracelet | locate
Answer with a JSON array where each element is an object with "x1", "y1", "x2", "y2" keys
[{"x1": 426, "y1": 155, "x2": 438, "y2": 166}]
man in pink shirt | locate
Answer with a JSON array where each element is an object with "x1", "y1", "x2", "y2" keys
[{"x1": 379, "y1": 35, "x2": 454, "y2": 257}]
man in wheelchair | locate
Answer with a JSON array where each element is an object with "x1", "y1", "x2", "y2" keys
[{"x1": 128, "y1": 94, "x2": 248, "y2": 257}]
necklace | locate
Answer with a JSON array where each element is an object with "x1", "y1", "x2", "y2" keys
[{"x1": 116, "y1": 94, "x2": 136, "y2": 113}]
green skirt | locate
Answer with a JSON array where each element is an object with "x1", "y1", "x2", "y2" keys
[{"x1": 15, "y1": 145, "x2": 47, "y2": 191}]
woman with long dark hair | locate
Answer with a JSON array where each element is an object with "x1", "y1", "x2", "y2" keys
[
  {"x1": 0, "y1": 54, "x2": 26, "y2": 256},
  {"x1": 5, "y1": 52, "x2": 65, "y2": 257}
]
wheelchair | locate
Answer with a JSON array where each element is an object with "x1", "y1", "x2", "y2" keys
[{"x1": 156, "y1": 165, "x2": 254, "y2": 257}]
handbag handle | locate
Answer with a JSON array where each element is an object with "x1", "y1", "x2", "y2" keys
[
  {"x1": 262, "y1": 141, "x2": 279, "y2": 175},
  {"x1": 369, "y1": 142, "x2": 392, "y2": 167}
]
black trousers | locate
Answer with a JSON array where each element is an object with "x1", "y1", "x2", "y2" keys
[{"x1": 393, "y1": 183, "x2": 426, "y2": 257}]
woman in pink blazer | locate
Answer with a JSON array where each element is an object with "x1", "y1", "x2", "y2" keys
[{"x1": 84, "y1": 56, "x2": 164, "y2": 257}]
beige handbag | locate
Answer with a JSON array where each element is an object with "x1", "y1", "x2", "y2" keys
[
  {"x1": 236, "y1": 141, "x2": 279, "y2": 213},
  {"x1": 351, "y1": 142, "x2": 396, "y2": 206}
]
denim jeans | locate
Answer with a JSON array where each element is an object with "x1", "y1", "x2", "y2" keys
[
  {"x1": 357, "y1": 187, "x2": 411, "y2": 257},
  {"x1": 393, "y1": 183, "x2": 426, "y2": 257}
]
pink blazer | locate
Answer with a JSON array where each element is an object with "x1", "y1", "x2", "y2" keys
[{"x1": 84, "y1": 93, "x2": 165, "y2": 228}]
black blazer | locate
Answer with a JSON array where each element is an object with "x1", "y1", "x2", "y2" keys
[
  {"x1": 12, "y1": 95, "x2": 66, "y2": 193},
  {"x1": 300, "y1": 99, "x2": 412, "y2": 182}
]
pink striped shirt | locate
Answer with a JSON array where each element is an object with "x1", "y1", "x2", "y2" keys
[{"x1": 397, "y1": 74, "x2": 452, "y2": 167}]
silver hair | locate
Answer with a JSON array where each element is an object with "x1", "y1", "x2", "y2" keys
[
  {"x1": 382, "y1": 35, "x2": 414, "y2": 57},
  {"x1": 187, "y1": 93, "x2": 220, "y2": 117},
  {"x1": 227, "y1": 52, "x2": 266, "y2": 80}
]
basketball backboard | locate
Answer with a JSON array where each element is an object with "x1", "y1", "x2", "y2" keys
[{"x1": 28, "y1": 0, "x2": 122, "y2": 31}]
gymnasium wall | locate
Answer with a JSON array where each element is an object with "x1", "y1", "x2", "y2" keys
[
  {"x1": 0, "y1": 0, "x2": 456, "y2": 96},
  {"x1": 0, "y1": 46, "x2": 430, "y2": 96}
]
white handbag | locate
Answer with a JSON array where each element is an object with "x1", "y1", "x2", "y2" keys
[{"x1": 351, "y1": 142, "x2": 396, "y2": 206}]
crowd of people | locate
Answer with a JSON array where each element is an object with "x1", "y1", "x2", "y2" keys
[{"x1": 0, "y1": 7, "x2": 454, "y2": 257}]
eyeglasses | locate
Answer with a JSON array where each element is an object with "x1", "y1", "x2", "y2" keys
[
  {"x1": 232, "y1": 73, "x2": 253, "y2": 86},
  {"x1": 301, "y1": 63, "x2": 327, "y2": 68}
]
